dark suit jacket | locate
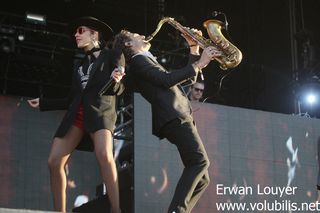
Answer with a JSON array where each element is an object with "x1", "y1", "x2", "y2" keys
[
  {"x1": 39, "y1": 48, "x2": 124, "y2": 151},
  {"x1": 129, "y1": 53, "x2": 199, "y2": 137}
]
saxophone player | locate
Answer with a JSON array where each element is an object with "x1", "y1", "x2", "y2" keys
[{"x1": 113, "y1": 28, "x2": 220, "y2": 213}]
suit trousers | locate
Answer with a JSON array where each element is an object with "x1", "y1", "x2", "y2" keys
[{"x1": 159, "y1": 117, "x2": 210, "y2": 213}]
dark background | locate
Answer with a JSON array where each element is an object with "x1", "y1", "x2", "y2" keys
[{"x1": 1, "y1": 0, "x2": 320, "y2": 116}]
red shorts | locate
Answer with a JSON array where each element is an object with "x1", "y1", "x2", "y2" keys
[{"x1": 73, "y1": 103, "x2": 84, "y2": 130}]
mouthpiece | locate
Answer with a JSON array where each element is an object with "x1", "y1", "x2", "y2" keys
[
  {"x1": 145, "y1": 36, "x2": 153, "y2": 42},
  {"x1": 117, "y1": 66, "x2": 125, "y2": 74}
]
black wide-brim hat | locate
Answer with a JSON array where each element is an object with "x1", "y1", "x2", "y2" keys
[{"x1": 69, "y1": 16, "x2": 113, "y2": 41}]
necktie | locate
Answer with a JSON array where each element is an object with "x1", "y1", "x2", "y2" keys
[
  {"x1": 89, "y1": 54, "x2": 96, "y2": 64},
  {"x1": 85, "y1": 47, "x2": 101, "y2": 64}
]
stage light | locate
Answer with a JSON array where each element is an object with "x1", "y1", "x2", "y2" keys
[
  {"x1": 295, "y1": 75, "x2": 320, "y2": 117},
  {"x1": 0, "y1": 27, "x2": 15, "y2": 34},
  {"x1": 299, "y1": 87, "x2": 319, "y2": 105},
  {"x1": 305, "y1": 93, "x2": 317, "y2": 105},
  {"x1": 0, "y1": 36, "x2": 15, "y2": 53},
  {"x1": 25, "y1": 13, "x2": 46, "y2": 25},
  {"x1": 17, "y1": 34, "x2": 25, "y2": 41},
  {"x1": 160, "y1": 57, "x2": 167, "y2": 63}
]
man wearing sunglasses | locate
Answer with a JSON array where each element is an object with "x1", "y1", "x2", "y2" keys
[
  {"x1": 113, "y1": 28, "x2": 221, "y2": 213},
  {"x1": 189, "y1": 82, "x2": 205, "y2": 102},
  {"x1": 28, "y1": 16, "x2": 124, "y2": 213}
]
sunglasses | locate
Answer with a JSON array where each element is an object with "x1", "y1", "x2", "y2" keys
[
  {"x1": 75, "y1": 27, "x2": 92, "y2": 35},
  {"x1": 193, "y1": 87, "x2": 204, "y2": 92}
]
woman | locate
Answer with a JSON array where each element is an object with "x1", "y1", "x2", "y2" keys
[{"x1": 28, "y1": 16, "x2": 124, "y2": 213}]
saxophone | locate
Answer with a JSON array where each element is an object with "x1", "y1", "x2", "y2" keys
[{"x1": 145, "y1": 17, "x2": 242, "y2": 70}]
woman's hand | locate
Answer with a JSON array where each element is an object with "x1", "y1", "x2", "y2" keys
[{"x1": 111, "y1": 68, "x2": 126, "y2": 83}]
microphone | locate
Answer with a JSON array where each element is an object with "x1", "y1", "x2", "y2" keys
[
  {"x1": 99, "y1": 53, "x2": 125, "y2": 96},
  {"x1": 99, "y1": 66, "x2": 125, "y2": 96},
  {"x1": 212, "y1": 11, "x2": 229, "y2": 31}
]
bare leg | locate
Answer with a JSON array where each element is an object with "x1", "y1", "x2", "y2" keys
[
  {"x1": 91, "y1": 129, "x2": 120, "y2": 213},
  {"x1": 48, "y1": 126, "x2": 84, "y2": 212}
]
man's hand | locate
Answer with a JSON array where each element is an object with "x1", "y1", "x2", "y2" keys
[
  {"x1": 193, "y1": 46, "x2": 222, "y2": 70},
  {"x1": 181, "y1": 28, "x2": 202, "y2": 55}
]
